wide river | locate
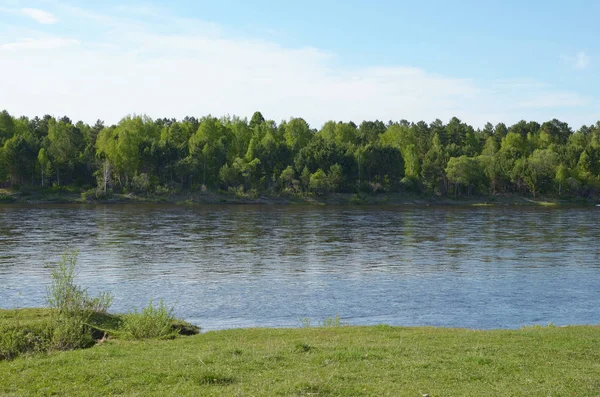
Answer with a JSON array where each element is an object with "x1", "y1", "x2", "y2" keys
[{"x1": 1, "y1": 204, "x2": 599, "y2": 330}]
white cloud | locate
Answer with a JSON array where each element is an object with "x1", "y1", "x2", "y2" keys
[
  {"x1": 0, "y1": 5, "x2": 595, "y2": 128},
  {"x1": 517, "y1": 92, "x2": 590, "y2": 109},
  {"x1": 574, "y1": 51, "x2": 591, "y2": 69},
  {"x1": 21, "y1": 8, "x2": 58, "y2": 24},
  {"x1": 0, "y1": 35, "x2": 483, "y2": 126},
  {"x1": 562, "y1": 51, "x2": 591, "y2": 70},
  {"x1": 0, "y1": 37, "x2": 79, "y2": 50}
]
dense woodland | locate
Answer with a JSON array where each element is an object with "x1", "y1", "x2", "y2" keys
[{"x1": 1, "y1": 109, "x2": 600, "y2": 198}]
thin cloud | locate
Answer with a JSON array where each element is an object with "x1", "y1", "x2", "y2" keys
[
  {"x1": 517, "y1": 92, "x2": 591, "y2": 109},
  {"x1": 574, "y1": 51, "x2": 590, "y2": 69},
  {"x1": 0, "y1": 4, "x2": 595, "y2": 128},
  {"x1": 21, "y1": 8, "x2": 58, "y2": 24},
  {"x1": 562, "y1": 51, "x2": 591, "y2": 70},
  {"x1": 0, "y1": 38, "x2": 79, "y2": 50}
]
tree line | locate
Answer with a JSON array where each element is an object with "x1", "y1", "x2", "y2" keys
[{"x1": 1, "y1": 109, "x2": 599, "y2": 198}]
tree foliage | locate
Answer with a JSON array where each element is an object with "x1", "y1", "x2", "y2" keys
[{"x1": 1, "y1": 108, "x2": 599, "y2": 198}]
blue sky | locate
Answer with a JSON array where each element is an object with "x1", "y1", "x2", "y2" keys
[{"x1": 0, "y1": 0, "x2": 598, "y2": 128}]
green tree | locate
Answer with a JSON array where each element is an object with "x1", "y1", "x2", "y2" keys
[
  {"x1": 328, "y1": 164, "x2": 344, "y2": 193},
  {"x1": 300, "y1": 166, "x2": 311, "y2": 192},
  {"x1": 37, "y1": 148, "x2": 52, "y2": 187},
  {"x1": 0, "y1": 110, "x2": 15, "y2": 146},
  {"x1": 555, "y1": 164, "x2": 569, "y2": 195},
  {"x1": 279, "y1": 166, "x2": 296, "y2": 191},
  {"x1": 421, "y1": 133, "x2": 446, "y2": 193},
  {"x1": 357, "y1": 120, "x2": 386, "y2": 144},
  {"x1": 284, "y1": 118, "x2": 312, "y2": 153},
  {"x1": 478, "y1": 137, "x2": 501, "y2": 194},
  {"x1": 445, "y1": 156, "x2": 484, "y2": 196},
  {"x1": 2, "y1": 135, "x2": 37, "y2": 184},
  {"x1": 309, "y1": 169, "x2": 328, "y2": 194},
  {"x1": 233, "y1": 157, "x2": 261, "y2": 190},
  {"x1": 48, "y1": 118, "x2": 84, "y2": 185},
  {"x1": 249, "y1": 111, "x2": 265, "y2": 130},
  {"x1": 188, "y1": 117, "x2": 231, "y2": 188},
  {"x1": 219, "y1": 163, "x2": 238, "y2": 190},
  {"x1": 523, "y1": 149, "x2": 559, "y2": 197}
]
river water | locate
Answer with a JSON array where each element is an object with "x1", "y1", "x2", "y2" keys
[{"x1": 1, "y1": 204, "x2": 599, "y2": 330}]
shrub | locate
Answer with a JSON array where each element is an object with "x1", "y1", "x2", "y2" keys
[
  {"x1": 0, "y1": 322, "x2": 53, "y2": 361},
  {"x1": 49, "y1": 316, "x2": 94, "y2": 351},
  {"x1": 46, "y1": 250, "x2": 113, "y2": 316},
  {"x1": 46, "y1": 249, "x2": 113, "y2": 350},
  {"x1": 0, "y1": 194, "x2": 14, "y2": 203},
  {"x1": 122, "y1": 300, "x2": 176, "y2": 339},
  {"x1": 80, "y1": 188, "x2": 107, "y2": 201},
  {"x1": 0, "y1": 326, "x2": 28, "y2": 361}
]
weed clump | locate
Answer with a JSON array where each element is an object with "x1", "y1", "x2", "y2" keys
[
  {"x1": 298, "y1": 314, "x2": 346, "y2": 328},
  {"x1": 1, "y1": 250, "x2": 113, "y2": 360},
  {"x1": 1, "y1": 250, "x2": 198, "y2": 361},
  {"x1": 46, "y1": 249, "x2": 113, "y2": 350},
  {"x1": 122, "y1": 299, "x2": 177, "y2": 339},
  {"x1": 0, "y1": 327, "x2": 29, "y2": 361}
]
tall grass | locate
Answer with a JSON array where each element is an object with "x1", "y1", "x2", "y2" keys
[
  {"x1": 122, "y1": 300, "x2": 177, "y2": 339},
  {"x1": 46, "y1": 249, "x2": 113, "y2": 350},
  {"x1": 46, "y1": 250, "x2": 113, "y2": 316},
  {"x1": 1, "y1": 250, "x2": 114, "y2": 359},
  {"x1": 298, "y1": 314, "x2": 346, "y2": 328},
  {"x1": 2, "y1": 250, "x2": 197, "y2": 361}
]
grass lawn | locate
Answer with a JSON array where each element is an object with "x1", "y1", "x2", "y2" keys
[{"x1": 1, "y1": 310, "x2": 600, "y2": 396}]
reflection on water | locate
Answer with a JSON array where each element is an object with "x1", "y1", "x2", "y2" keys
[{"x1": 1, "y1": 204, "x2": 599, "y2": 330}]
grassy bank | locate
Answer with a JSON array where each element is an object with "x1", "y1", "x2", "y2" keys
[
  {"x1": 1, "y1": 187, "x2": 596, "y2": 207},
  {"x1": 1, "y1": 309, "x2": 600, "y2": 396},
  {"x1": 0, "y1": 307, "x2": 199, "y2": 360}
]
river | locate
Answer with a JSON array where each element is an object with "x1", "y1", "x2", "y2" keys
[{"x1": 1, "y1": 204, "x2": 599, "y2": 330}]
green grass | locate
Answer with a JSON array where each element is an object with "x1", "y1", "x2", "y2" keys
[
  {"x1": 0, "y1": 308, "x2": 199, "y2": 361},
  {"x1": 0, "y1": 308, "x2": 199, "y2": 338},
  {"x1": 533, "y1": 200, "x2": 560, "y2": 207},
  {"x1": 2, "y1": 312, "x2": 600, "y2": 396}
]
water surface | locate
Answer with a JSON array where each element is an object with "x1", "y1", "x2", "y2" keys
[{"x1": 1, "y1": 204, "x2": 599, "y2": 330}]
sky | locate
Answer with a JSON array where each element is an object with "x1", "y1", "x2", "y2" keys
[{"x1": 0, "y1": 0, "x2": 599, "y2": 129}]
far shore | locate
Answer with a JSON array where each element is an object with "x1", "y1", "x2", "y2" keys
[{"x1": 1, "y1": 188, "x2": 597, "y2": 207}]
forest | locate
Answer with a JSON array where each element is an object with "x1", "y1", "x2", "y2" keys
[{"x1": 1, "y1": 109, "x2": 599, "y2": 199}]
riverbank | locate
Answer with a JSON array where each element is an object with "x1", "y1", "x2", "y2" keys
[
  {"x1": 1, "y1": 187, "x2": 596, "y2": 207},
  {"x1": 1, "y1": 309, "x2": 599, "y2": 396}
]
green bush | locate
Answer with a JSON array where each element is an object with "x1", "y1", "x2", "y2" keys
[
  {"x1": 46, "y1": 249, "x2": 113, "y2": 350},
  {"x1": 46, "y1": 250, "x2": 113, "y2": 316},
  {"x1": 0, "y1": 194, "x2": 14, "y2": 203},
  {"x1": 0, "y1": 323, "x2": 52, "y2": 361},
  {"x1": 50, "y1": 315, "x2": 94, "y2": 351},
  {"x1": 122, "y1": 300, "x2": 176, "y2": 339},
  {"x1": 400, "y1": 175, "x2": 421, "y2": 193},
  {"x1": 81, "y1": 188, "x2": 100, "y2": 201},
  {"x1": 2, "y1": 250, "x2": 114, "y2": 360},
  {"x1": 1, "y1": 250, "x2": 198, "y2": 361},
  {"x1": 0, "y1": 326, "x2": 28, "y2": 360}
]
